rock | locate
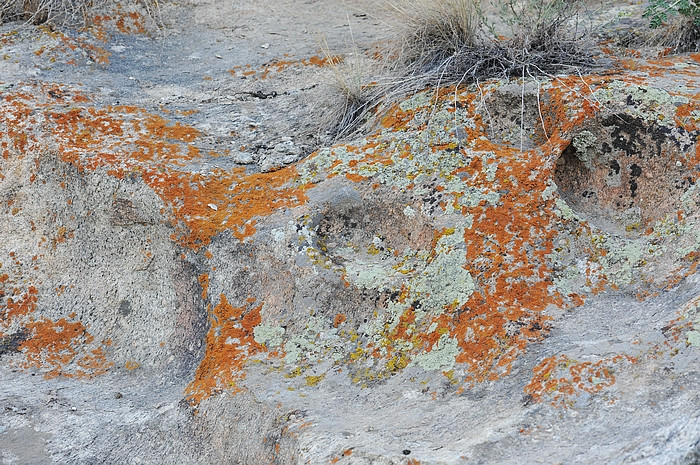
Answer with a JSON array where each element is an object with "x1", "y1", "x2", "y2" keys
[
  {"x1": 258, "y1": 138, "x2": 303, "y2": 172},
  {"x1": 0, "y1": 0, "x2": 699, "y2": 464}
]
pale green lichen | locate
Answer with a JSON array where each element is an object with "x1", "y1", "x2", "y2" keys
[
  {"x1": 571, "y1": 130, "x2": 597, "y2": 167},
  {"x1": 399, "y1": 91, "x2": 433, "y2": 112},
  {"x1": 412, "y1": 334, "x2": 460, "y2": 371},
  {"x1": 410, "y1": 227, "x2": 474, "y2": 318},
  {"x1": 552, "y1": 263, "x2": 584, "y2": 297},
  {"x1": 284, "y1": 336, "x2": 315, "y2": 364},
  {"x1": 283, "y1": 315, "x2": 336, "y2": 364},
  {"x1": 368, "y1": 301, "x2": 406, "y2": 338},
  {"x1": 685, "y1": 300, "x2": 700, "y2": 348},
  {"x1": 599, "y1": 241, "x2": 648, "y2": 286},
  {"x1": 680, "y1": 183, "x2": 700, "y2": 216},
  {"x1": 345, "y1": 260, "x2": 395, "y2": 290},
  {"x1": 554, "y1": 198, "x2": 579, "y2": 221},
  {"x1": 594, "y1": 81, "x2": 686, "y2": 126},
  {"x1": 253, "y1": 325, "x2": 285, "y2": 348},
  {"x1": 541, "y1": 181, "x2": 558, "y2": 201},
  {"x1": 458, "y1": 187, "x2": 500, "y2": 209},
  {"x1": 688, "y1": 331, "x2": 700, "y2": 347}
]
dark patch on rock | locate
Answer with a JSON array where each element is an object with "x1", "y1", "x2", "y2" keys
[
  {"x1": 602, "y1": 114, "x2": 673, "y2": 159},
  {"x1": 111, "y1": 198, "x2": 150, "y2": 227},
  {"x1": 629, "y1": 163, "x2": 642, "y2": 197},
  {"x1": 0, "y1": 329, "x2": 29, "y2": 357},
  {"x1": 316, "y1": 191, "x2": 433, "y2": 259},
  {"x1": 555, "y1": 116, "x2": 697, "y2": 235},
  {"x1": 118, "y1": 300, "x2": 132, "y2": 316},
  {"x1": 169, "y1": 258, "x2": 209, "y2": 376},
  {"x1": 609, "y1": 159, "x2": 620, "y2": 176}
]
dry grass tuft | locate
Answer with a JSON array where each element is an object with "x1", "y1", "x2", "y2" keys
[
  {"x1": 2, "y1": 0, "x2": 91, "y2": 26},
  {"x1": 324, "y1": 0, "x2": 598, "y2": 141},
  {"x1": 0, "y1": 0, "x2": 160, "y2": 28},
  {"x1": 387, "y1": 0, "x2": 596, "y2": 89},
  {"x1": 645, "y1": 15, "x2": 700, "y2": 52},
  {"x1": 322, "y1": 53, "x2": 384, "y2": 142},
  {"x1": 389, "y1": 0, "x2": 481, "y2": 76}
]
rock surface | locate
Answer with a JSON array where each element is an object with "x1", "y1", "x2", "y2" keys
[{"x1": 1, "y1": 1, "x2": 699, "y2": 464}]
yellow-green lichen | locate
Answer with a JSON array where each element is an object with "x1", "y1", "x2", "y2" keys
[{"x1": 304, "y1": 373, "x2": 326, "y2": 386}]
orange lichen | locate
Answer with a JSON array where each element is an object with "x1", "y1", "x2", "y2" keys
[
  {"x1": 199, "y1": 273, "x2": 209, "y2": 299},
  {"x1": 3, "y1": 57, "x2": 699, "y2": 397},
  {"x1": 146, "y1": 165, "x2": 308, "y2": 250},
  {"x1": 381, "y1": 105, "x2": 415, "y2": 131},
  {"x1": 125, "y1": 360, "x2": 140, "y2": 371},
  {"x1": 142, "y1": 114, "x2": 199, "y2": 142},
  {"x1": 186, "y1": 294, "x2": 264, "y2": 403},
  {"x1": 451, "y1": 146, "x2": 562, "y2": 382},
  {"x1": 524, "y1": 354, "x2": 637, "y2": 407},
  {"x1": 0, "y1": 84, "x2": 309, "y2": 251},
  {"x1": 333, "y1": 313, "x2": 347, "y2": 328},
  {"x1": 1, "y1": 283, "x2": 111, "y2": 379},
  {"x1": 229, "y1": 55, "x2": 344, "y2": 79}
]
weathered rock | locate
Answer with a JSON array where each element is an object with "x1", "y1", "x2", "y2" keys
[{"x1": 1, "y1": 1, "x2": 699, "y2": 464}]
